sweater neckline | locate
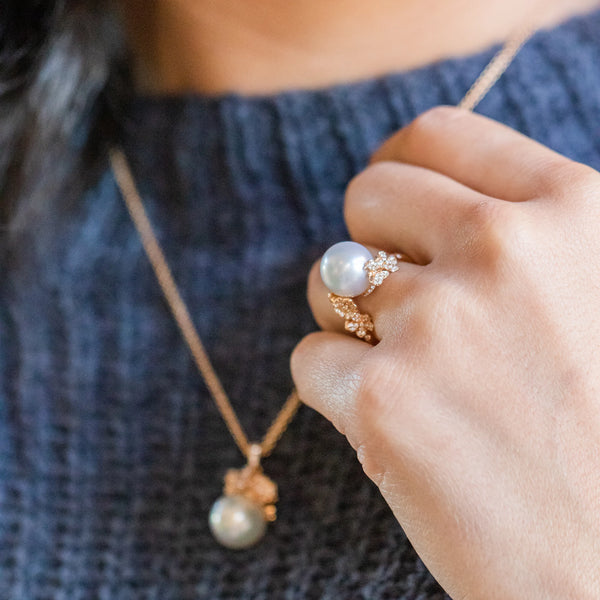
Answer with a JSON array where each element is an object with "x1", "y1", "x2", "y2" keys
[
  {"x1": 120, "y1": 7, "x2": 600, "y2": 204},
  {"x1": 127, "y1": 7, "x2": 600, "y2": 109}
]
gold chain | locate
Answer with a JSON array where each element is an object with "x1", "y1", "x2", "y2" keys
[
  {"x1": 108, "y1": 24, "x2": 534, "y2": 464},
  {"x1": 110, "y1": 147, "x2": 301, "y2": 460},
  {"x1": 459, "y1": 24, "x2": 534, "y2": 111}
]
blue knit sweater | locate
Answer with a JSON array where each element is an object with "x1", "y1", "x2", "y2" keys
[{"x1": 2, "y1": 10, "x2": 600, "y2": 599}]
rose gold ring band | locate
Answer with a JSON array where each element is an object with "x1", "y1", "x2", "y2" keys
[{"x1": 320, "y1": 245, "x2": 408, "y2": 343}]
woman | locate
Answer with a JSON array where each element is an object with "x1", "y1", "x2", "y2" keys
[{"x1": 2, "y1": 0, "x2": 600, "y2": 597}]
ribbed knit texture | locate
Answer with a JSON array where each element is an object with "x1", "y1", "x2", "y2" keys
[{"x1": 2, "y1": 10, "x2": 600, "y2": 599}]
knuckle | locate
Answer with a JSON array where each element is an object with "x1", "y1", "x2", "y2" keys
[
  {"x1": 407, "y1": 278, "x2": 461, "y2": 342},
  {"x1": 538, "y1": 158, "x2": 600, "y2": 199},
  {"x1": 410, "y1": 105, "x2": 461, "y2": 132},
  {"x1": 457, "y1": 200, "x2": 524, "y2": 268},
  {"x1": 355, "y1": 350, "x2": 405, "y2": 427},
  {"x1": 569, "y1": 162, "x2": 600, "y2": 188},
  {"x1": 463, "y1": 198, "x2": 506, "y2": 231},
  {"x1": 343, "y1": 168, "x2": 371, "y2": 233},
  {"x1": 369, "y1": 106, "x2": 461, "y2": 163},
  {"x1": 563, "y1": 163, "x2": 600, "y2": 200},
  {"x1": 343, "y1": 161, "x2": 397, "y2": 232},
  {"x1": 403, "y1": 105, "x2": 463, "y2": 146}
]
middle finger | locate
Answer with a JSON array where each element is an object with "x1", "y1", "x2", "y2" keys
[{"x1": 344, "y1": 160, "x2": 494, "y2": 265}]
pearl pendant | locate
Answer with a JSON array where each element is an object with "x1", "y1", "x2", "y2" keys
[
  {"x1": 209, "y1": 495, "x2": 267, "y2": 549},
  {"x1": 210, "y1": 446, "x2": 278, "y2": 549},
  {"x1": 320, "y1": 241, "x2": 373, "y2": 297}
]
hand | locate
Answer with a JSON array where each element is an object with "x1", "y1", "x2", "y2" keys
[{"x1": 291, "y1": 107, "x2": 600, "y2": 599}]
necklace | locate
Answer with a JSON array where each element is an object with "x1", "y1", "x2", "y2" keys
[{"x1": 109, "y1": 21, "x2": 534, "y2": 550}]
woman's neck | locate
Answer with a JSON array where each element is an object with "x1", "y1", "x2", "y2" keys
[{"x1": 122, "y1": 0, "x2": 599, "y2": 96}]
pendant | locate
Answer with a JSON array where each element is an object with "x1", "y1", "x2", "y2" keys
[{"x1": 208, "y1": 444, "x2": 278, "y2": 549}]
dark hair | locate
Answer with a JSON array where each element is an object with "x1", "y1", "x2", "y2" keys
[{"x1": 0, "y1": 0, "x2": 129, "y2": 234}]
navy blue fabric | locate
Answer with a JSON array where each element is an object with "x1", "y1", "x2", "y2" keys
[{"x1": 2, "y1": 10, "x2": 600, "y2": 598}]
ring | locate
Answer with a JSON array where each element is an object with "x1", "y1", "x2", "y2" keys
[
  {"x1": 363, "y1": 250, "x2": 406, "y2": 297},
  {"x1": 327, "y1": 293, "x2": 375, "y2": 343},
  {"x1": 320, "y1": 241, "x2": 406, "y2": 341},
  {"x1": 320, "y1": 241, "x2": 405, "y2": 298}
]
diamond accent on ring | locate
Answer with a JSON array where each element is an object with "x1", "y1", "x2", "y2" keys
[
  {"x1": 328, "y1": 293, "x2": 375, "y2": 343},
  {"x1": 362, "y1": 251, "x2": 404, "y2": 297}
]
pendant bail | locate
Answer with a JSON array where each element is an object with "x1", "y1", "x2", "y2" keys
[{"x1": 247, "y1": 443, "x2": 263, "y2": 470}]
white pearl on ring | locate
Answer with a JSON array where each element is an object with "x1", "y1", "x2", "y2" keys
[{"x1": 320, "y1": 241, "x2": 373, "y2": 297}]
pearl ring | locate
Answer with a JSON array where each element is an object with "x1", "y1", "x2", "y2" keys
[{"x1": 320, "y1": 241, "x2": 406, "y2": 342}]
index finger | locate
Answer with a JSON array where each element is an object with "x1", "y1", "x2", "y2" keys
[{"x1": 370, "y1": 106, "x2": 569, "y2": 201}]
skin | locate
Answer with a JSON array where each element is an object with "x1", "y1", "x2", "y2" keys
[
  {"x1": 121, "y1": 0, "x2": 598, "y2": 95},
  {"x1": 122, "y1": 0, "x2": 600, "y2": 596},
  {"x1": 292, "y1": 108, "x2": 600, "y2": 598}
]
